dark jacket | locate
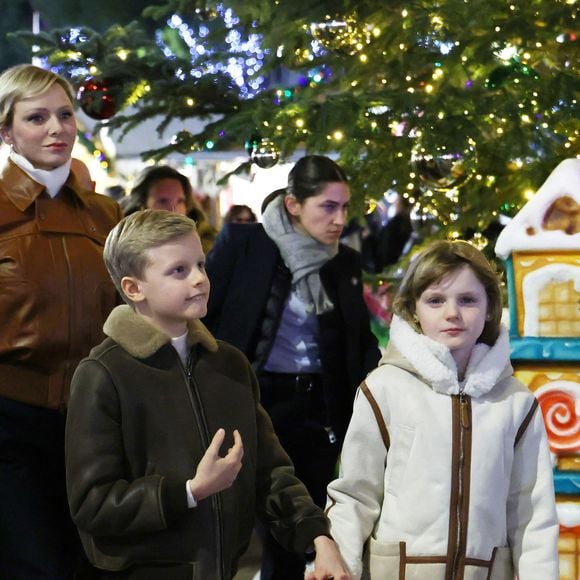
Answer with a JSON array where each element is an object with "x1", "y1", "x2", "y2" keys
[
  {"x1": 65, "y1": 305, "x2": 330, "y2": 579},
  {"x1": 0, "y1": 159, "x2": 122, "y2": 409},
  {"x1": 204, "y1": 223, "x2": 380, "y2": 437}
]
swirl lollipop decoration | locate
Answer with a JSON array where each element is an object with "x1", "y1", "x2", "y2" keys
[{"x1": 535, "y1": 381, "x2": 580, "y2": 454}]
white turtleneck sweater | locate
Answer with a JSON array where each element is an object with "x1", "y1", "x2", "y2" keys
[{"x1": 10, "y1": 150, "x2": 71, "y2": 198}]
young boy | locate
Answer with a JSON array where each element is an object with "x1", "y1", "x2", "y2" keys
[{"x1": 65, "y1": 210, "x2": 350, "y2": 580}]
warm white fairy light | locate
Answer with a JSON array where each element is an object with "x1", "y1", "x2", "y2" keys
[{"x1": 524, "y1": 189, "x2": 535, "y2": 200}]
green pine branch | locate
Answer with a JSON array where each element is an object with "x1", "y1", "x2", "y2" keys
[{"x1": 10, "y1": 0, "x2": 579, "y2": 246}]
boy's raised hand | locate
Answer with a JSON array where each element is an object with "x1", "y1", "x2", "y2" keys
[{"x1": 188, "y1": 429, "x2": 244, "y2": 501}]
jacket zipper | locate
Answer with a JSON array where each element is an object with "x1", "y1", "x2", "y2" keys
[
  {"x1": 183, "y1": 354, "x2": 227, "y2": 580},
  {"x1": 451, "y1": 389, "x2": 471, "y2": 580}
]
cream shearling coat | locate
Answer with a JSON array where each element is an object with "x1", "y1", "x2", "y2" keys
[{"x1": 326, "y1": 316, "x2": 559, "y2": 580}]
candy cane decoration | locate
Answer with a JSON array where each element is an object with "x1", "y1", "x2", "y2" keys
[{"x1": 535, "y1": 381, "x2": 580, "y2": 454}]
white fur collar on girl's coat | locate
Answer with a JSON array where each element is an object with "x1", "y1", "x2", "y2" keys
[{"x1": 384, "y1": 315, "x2": 512, "y2": 398}]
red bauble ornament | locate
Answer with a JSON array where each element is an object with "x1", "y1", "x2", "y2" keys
[{"x1": 77, "y1": 78, "x2": 119, "y2": 120}]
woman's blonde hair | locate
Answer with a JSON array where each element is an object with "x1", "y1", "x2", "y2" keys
[
  {"x1": 0, "y1": 64, "x2": 75, "y2": 131},
  {"x1": 392, "y1": 240, "x2": 503, "y2": 345}
]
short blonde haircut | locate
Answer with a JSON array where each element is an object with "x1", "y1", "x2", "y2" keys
[
  {"x1": 0, "y1": 64, "x2": 75, "y2": 131},
  {"x1": 392, "y1": 240, "x2": 503, "y2": 345},
  {"x1": 104, "y1": 209, "x2": 198, "y2": 304}
]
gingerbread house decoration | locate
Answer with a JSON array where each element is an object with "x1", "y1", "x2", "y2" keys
[
  {"x1": 495, "y1": 158, "x2": 580, "y2": 359},
  {"x1": 495, "y1": 158, "x2": 580, "y2": 580}
]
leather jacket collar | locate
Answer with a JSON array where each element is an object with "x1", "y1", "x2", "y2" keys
[{"x1": 0, "y1": 158, "x2": 87, "y2": 211}]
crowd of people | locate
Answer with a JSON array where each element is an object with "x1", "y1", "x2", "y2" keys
[{"x1": 0, "y1": 63, "x2": 559, "y2": 580}]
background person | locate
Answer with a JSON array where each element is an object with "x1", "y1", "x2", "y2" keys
[
  {"x1": 204, "y1": 155, "x2": 380, "y2": 579},
  {"x1": 120, "y1": 164, "x2": 217, "y2": 254},
  {"x1": 318, "y1": 240, "x2": 559, "y2": 579},
  {"x1": 223, "y1": 203, "x2": 257, "y2": 224},
  {"x1": 0, "y1": 63, "x2": 121, "y2": 579}
]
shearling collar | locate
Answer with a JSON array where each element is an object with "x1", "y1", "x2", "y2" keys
[
  {"x1": 381, "y1": 315, "x2": 512, "y2": 398},
  {"x1": 103, "y1": 305, "x2": 218, "y2": 359}
]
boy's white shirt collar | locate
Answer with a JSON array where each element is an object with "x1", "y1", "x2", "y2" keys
[
  {"x1": 10, "y1": 149, "x2": 71, "y2": 198},
  {"x1": 386, "y1": 315, "x2": 511, "y2": 397},
  {"x1": 171, "y1": 331, "x2": 189, "y2": 366}
]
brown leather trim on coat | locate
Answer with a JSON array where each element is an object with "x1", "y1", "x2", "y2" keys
[
  {"x1": 486, "y1": 547, "x2": 498, "y2": 579},
  {"x1": 445, "y1": 395, "x2": 472, "y2": 580},
  {"x1": 446, "y1": 396, "x2": 461, "y2": 579},
  {"x1": 324, "y1": 497, "x2": 336, "y2": 515},
  {"x1": 465, "y1": 557, "x2": 491, "y2": 567},
  {"x1": 360, "y1": 381, "x2": 390, "y2": 450},
  {"x1": 406, "y1": 556, "x2": 447, "y2": 563},
  {"x1": 515, "y1": 398, "x2": 539, "y2": 447},
  {"x1": 399, "y1": 541, "x2": 406, "y2": 580},
  {"x1": 458, "y1": 396, "x2": 473, "y2": 579}
]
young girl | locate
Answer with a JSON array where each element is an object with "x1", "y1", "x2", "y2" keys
[{"x1": 318, "y1": 240, "x2": 558, "y2": 580}]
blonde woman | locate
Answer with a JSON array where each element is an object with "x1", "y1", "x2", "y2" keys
[{"x1": 0, "y1": 64, "x2": 121, "y2": 578}]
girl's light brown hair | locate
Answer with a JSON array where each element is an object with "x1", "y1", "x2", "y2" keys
[{"x1": 392, "y1": 240, "x2": 503, "y2": 345}]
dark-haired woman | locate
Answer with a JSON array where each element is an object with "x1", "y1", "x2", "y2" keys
[{"x1": 204, "y1": 155, "x2": 380, "y2": 579}]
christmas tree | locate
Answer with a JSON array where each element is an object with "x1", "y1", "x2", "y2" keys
[{"x1": 12, "y1": 0, "x2": 579, "y2": 248}]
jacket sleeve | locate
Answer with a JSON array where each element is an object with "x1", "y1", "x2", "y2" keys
[
  {"x1": 326, "y1": 383, "x2": 388, "y2": 579},
  {"x1": 340, "y1": 247, "x2": 381, "y2": 377},
  {"x1": 507, "y1": 401, "x2": 559, "y2": 579},
  {"x1": 251, "y1": 368, "x2": 331, "y2": 554},
  {"x1": 65, "y1": 359, "x2": 189, "y2": 536},
  {"x1": 204, "y1": 223, "x2": 239, "y2": 332}
]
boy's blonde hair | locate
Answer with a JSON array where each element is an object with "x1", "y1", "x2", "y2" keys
[
  {"x1": 0, "y1": 64, "x2": 75, "y2": 131},
  {"x1": 393, "y1": 240, "x2": 503, "y2": 345},
  {"x1": 104, "y1": 209, "x2": 198, "y2": 304}
]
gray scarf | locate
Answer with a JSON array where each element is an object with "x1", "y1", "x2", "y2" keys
[{"x1": 262, "y1": 193, "x2": 337, "y2": 314}]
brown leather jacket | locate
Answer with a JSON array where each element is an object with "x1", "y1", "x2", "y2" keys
[
  {"x1": 0, "y1": 159, "x2": 122, "y2": 410},
  {"x1": 66, "y1": 305, "x2": 330, "y2": 579}
]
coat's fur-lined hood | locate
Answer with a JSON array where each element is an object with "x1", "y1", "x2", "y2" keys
[
  {"x1": 381, "y1": 315, "x2": 512, "y2": 397},
  {"x1": 103, "y1": 304, "x2": 218, "y2": 359}
]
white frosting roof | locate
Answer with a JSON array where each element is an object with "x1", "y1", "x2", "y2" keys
[
  {"x1": 557, "y1": 501, "x2": 580, "y2": 528},
  {"x1": 495, "y1": 158, "x2": 580, "y2": 259}
]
